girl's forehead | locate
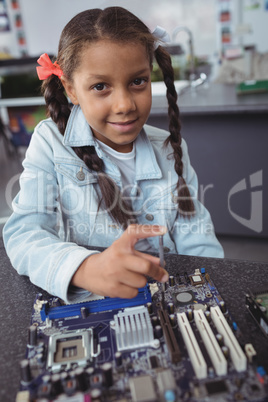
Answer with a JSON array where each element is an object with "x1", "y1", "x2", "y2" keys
[
  {"x1": 81, "y1": 39, "x2": 149, "y2": 58},
  {"x1": 76, "y1": 40, "x2": 151, "y2": 73}
]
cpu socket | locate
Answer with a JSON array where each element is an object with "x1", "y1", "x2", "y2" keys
[{"x1": 47, "y1": 328, "x2": 94, "y2": 372}]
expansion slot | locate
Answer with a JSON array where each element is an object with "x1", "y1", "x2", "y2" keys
[
  {"x1": 177, "y1": 312, "x2": 207, "y2": 379},
  {"x1": 210, "y1": 306, "x2": 247, "y2": 372},
  {"x1": 194, "y1": 309, "x2": 227, "y2": 376},
  {"x1": 158, "y1": 309, "x2": 181, "y2": 363},
  {"x1": 40, "y1": 286, "x2": 152, "y2": 321}
]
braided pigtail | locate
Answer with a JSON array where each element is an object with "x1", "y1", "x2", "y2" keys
[
  {"x1": 73, "y1": 146, "x2": 134, "y2": 229},
  {"x1": 41, "y1": 75, "x2": 71, "y2": 135},
  {"x1": 154, "y1": 45, "x2": 195, "y2": 217}
]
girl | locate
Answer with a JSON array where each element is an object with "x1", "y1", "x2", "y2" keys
[{"x1": 3, "y1": 7, "x2": 223, "y2": 303}]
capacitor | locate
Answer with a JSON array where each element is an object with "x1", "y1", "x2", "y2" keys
[
  {"x1": 37, "y1": 342, "x2": 44, "y2": 354},
  {"x1": 169, "y1": 314, "x2": 176, "y2": 327},
  {"x1": 146, "y1": 302, "x2": 153, "y2": 315},
  {"x1": 219, "y1": 301, "x2": 227, "y2": 314},
  {"x1": 80, "y1": 306, "x2": 88, "y2": 319},
  {"x1": 222, "y1": 346, "x2": 229, "y2": 359},
  {"x1": 75, "y1": 367, "x2": 88, "y2": 391},
  {"x1": 186, "y1": 308, "x2": 193, "y2": 321},
  {"x1": 51, "y1": 373, "x2": 62, "y2": 395},
  {"x1": 86, "y1": 367, "x2": 95, "y2": 376},
  {"x1": 205, "y1": 311, "x2": 211, "y2": 322},
  {"x1": 154, "y1": 325, "x2": 163, "y2": 339},
  {"x1": 60, "y1": 372, "x2": 68, "y2": 382},
  {"x1": 208, "y1": 367, "x2": 214, "y2": 377},
  {"x1": 151, "y1": 315, "x2": 159, "y2": 327},
  {"x1": 42, "y1": 375, "x2": 51, "y2": 383},
  {"x1": 36, "y1": 353, "x2": 44, "y2": 365},
  {"x1": 28, "y1": 325, "x2": 37, "y2": 347},
  {"x1": 20, "y1": 359, "x2": 31, "y2": 383},
  {"x1": 101, "y1": 362, "x2": 113, "y2": 387},
  {"x1": 91, "y1": 388, "x2": 102, "y2": 400},
  {"x1": 168, "y1": 303, "x2": 174, "y2": 314},
  {"x1": 169, "y1": 275, "x2": 175, "y2": 287},
  {"x1": 216, "y1": 333, "x2": 224, "y2": 346},
  {"x1": 115, "y1": 351, "x2": 122, "y2": 367}
]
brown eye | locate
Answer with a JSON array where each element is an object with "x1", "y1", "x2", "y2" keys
[
  {"x1": 93, "y1": 83, "x2": 106, "y2": 91},
  {"x1": 132, "y1": 78, "x2": 146, "y2": 86}
]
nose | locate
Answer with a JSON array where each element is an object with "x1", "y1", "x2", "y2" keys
[{"x1": 112, "y1": 88, "x2": 136, "y2": 114}]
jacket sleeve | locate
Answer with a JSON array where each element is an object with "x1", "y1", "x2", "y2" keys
[
  {"x1": 3, "y1": 122, "x2": 99, "y2": 303},
  {"x1": 172, "y1": 138, "x2": 224, "y2": 258}
]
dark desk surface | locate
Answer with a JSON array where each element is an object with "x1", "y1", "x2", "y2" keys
[
  {"x1": 151, "y1": 83, "x2": 268, "y2": 116},
  {"x1": 0, "y1": 238, "x2": 268, "y2": 402}
]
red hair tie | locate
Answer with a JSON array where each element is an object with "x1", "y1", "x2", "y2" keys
[{"x1": 36, "y1": 53, "x2": 63, "y2": 80}]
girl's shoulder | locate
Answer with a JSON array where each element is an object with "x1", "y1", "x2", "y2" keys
[
  {"x1": 143, "y1": 124, "x2": 169, "y2": 141},
  {"x1": 34, "y1": 116, "x2": 61, "y2": 138},
  {"x1": 143, "y1": 124, "x2": 188, "y2": 152}
]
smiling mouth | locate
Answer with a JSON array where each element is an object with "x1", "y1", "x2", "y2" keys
[{"x1": 108, "y1": 119, "x2": 138, "y2": 125}]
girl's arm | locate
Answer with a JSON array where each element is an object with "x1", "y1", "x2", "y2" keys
[{"x1": 3, "y1": 122, "x2": 168, "y2": 303}]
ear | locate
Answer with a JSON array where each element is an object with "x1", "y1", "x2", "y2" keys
[{"x1": 61, "y1": 76, "x2": 79, "y2": 105}]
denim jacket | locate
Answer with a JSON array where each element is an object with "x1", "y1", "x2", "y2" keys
[{"x1": 3, "y1": 105, "x2": 223, "y2": 303}]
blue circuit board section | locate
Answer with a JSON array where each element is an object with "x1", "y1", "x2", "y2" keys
[{"x1": 17, "y1": 268, "x2": 268, "y2": 402}]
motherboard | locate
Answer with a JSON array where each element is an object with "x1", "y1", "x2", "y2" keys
[{"x1": 17, "y1": 268, "x2": 268, "y2": 401}]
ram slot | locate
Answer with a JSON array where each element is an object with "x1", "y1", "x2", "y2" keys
[
  {"x1": 158, "y1": 309, "x2": 181, "y2": 363},
  {"x1": 210, "y1": 306, "x2": 246, "y2": 372},
  {"x1": 177, "y1": 312, "x2": 207, "y2": 379},
  {"x1": 194, "y1": 309, "x2": 227, "y2": 376}
]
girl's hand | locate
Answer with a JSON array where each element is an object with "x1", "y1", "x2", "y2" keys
[{"x1": 72, "y1": 224, "x2": 169, "y2": 298}]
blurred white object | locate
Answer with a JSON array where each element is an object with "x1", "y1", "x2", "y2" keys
[{"x1": 151, "y1": 80, "x2": 189, "y2": 96}]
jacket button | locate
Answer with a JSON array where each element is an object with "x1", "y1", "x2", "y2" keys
[
  {"x1": 145, "y1": 214, "x2": 154, "y2": 221},
  {"x1": 163, "y1": 247, "x2": 170, "y2": 253},
  {"x1": 76, "y1": 168, "x2": 85, "y2": 181}
]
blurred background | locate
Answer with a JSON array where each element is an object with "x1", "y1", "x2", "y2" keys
[{"x1": 0, "y1": 0, "x2": 268, "y2": 261}]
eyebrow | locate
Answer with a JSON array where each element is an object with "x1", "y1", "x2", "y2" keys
[{"x1": 88, "y1": 67, "x2": 150, "y2": 80}]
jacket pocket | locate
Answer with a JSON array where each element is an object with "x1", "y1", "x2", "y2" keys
[{"x1": 55, "y1": 157, "x2": 98, "y2": 186}]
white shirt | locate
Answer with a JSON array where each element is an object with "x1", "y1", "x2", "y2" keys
[{"x1": 95, "y1": 139, "x2": 152, "y2": 252}]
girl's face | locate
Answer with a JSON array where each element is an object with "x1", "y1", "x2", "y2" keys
[{"x1": 62, "y1": 40, "x2": 152, "y2": 153}]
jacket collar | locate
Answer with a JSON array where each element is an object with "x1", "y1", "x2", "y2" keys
[
  {"x1": 63, "y1": 105, "x2": 162, "y2": 180},
  {"x1": 63, "y1": 105, "x2": 95, "y2": 147}
]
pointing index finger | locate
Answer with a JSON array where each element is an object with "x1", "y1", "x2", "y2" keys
[{"x1": 121, "y1": 224, "x2": 167, "y2": 249}]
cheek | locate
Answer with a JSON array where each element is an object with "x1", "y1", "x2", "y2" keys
[
  {"x1": 82, "y1": 101, "x2": 108, "y2": 123},
  {"x1": 140, "y1": 93, "x2": 152, "y2": 115}
]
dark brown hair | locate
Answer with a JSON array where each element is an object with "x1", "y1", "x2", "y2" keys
[{"x1": 41, "y1": 6, "x2": 195, "y2": 228}]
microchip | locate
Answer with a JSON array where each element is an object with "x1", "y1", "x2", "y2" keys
[
  {"x1": 189, "y1": 274, "x2": 204, "y2": 286},
  {"x1": 205, "y1": 380, "x2": 228, "y2": 395},
  {"x1": 173, "y1": 291, "x2": 195, "y2": 306},
  {"x1": 129, "y1": 375, "x2": 157, "y2": 402}
]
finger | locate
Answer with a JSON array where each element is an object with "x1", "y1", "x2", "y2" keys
[
  {"x1": 111, "y1": 284, "x2": 139, "y2": 299},
  {"x1": 123, "y1": 254, "x2": 169, "y2": 283},
  {"x1": 118, "y1": 269, "x2": 147, "y2": 289},
  {"x1": 134, "y1": 250, "x2": 163, "y2": 266},
  {"x1": 120, "y1": 224, "x2": 167, "y2": 250}
]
